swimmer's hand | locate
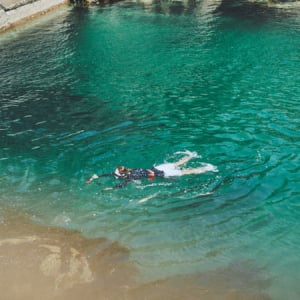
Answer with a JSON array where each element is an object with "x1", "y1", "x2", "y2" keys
[{"x1": 86, "y1": 174, "x2": 99, "y2": 184}]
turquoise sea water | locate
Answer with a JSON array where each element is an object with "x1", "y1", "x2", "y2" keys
[{"x1": 0, "y1": 1, "x2": 300, "y2": 298}]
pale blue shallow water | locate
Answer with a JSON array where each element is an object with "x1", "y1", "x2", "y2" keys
[{"x1": 0, "y1": 1, "x2": 300, "y2": 298}]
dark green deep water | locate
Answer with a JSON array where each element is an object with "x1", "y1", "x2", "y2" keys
[{"x1": 0, "y1": 1, "x2": 300, "y2": 298}]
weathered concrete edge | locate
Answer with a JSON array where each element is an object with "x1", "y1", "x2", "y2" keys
[{"x1": 0, "y1": 0, "x2": 69, "y2": 33}]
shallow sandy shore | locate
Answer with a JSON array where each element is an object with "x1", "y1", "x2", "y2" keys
[
  {"x1": 0, "y1": 0, "x2": 69, "y2": 33},
  {"x1": 0, "y1": 210, "x2": 272, "y2": 299},
  {"x1": 0, "y1": 210, "x2": 136, "y2": 300}
]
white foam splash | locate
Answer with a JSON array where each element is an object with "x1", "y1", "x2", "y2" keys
[
  {"x1": 200, "y1": 163, "x2": 219, "y2": 173},
  {"x1": 138, "y1": 192, "x2": 159, "y2": 203},
  {"x1": 136, "y1": 182, "x2": 172, "y2": 190},
  {"x1": 174, "y1": 150, "x2": 201, "y2": 158}
]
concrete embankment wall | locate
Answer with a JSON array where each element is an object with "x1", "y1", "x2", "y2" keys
[{"x1": 0, "y1": 0, "x2": 69, "y2": 33}]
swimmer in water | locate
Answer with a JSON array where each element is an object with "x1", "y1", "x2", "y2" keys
[{"x1": 86, "y1": 151, "x2": 218, "y2": 189}]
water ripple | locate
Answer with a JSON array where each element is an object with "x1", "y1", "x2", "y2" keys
[{"x1": 0, "y1": 2, "x2": 300, "y2": 296}]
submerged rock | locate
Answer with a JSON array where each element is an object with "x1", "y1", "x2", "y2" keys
[{"x1": 0, "y1": 212, "x2": 136, "y2": 300}]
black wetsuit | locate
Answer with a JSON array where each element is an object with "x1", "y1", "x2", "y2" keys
[{"x1": 115, "y1": 167, "x2": 164, "y2": 189}]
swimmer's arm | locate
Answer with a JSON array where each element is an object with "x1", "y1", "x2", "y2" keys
[
  {"x1": 111, "y1": 179, "x2": 132, "y2": 189},
  {"x1": 103, "y1": 181, "x2": 130, "y2": 191},
  {"x1": 86, "y1": 174, "x2": 100, "y2": 184},
  {"x1": 86, "y1": 173, "x2": 117, "y2": 184}
]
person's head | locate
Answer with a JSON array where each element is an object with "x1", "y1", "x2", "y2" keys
[{"x1": 114, "y1": 166, "x2": 131, "y2": 177}]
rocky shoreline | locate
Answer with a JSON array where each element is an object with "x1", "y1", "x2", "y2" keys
[
  {"x1": 0, "y1": 0, "x2": 300, "y2": 33},
  {"x1": 1, "y1": 0, "x2": 299, "y2": 34},
  {"x1": 0, "y1": 0, "x2": 69, "y2": 33}
]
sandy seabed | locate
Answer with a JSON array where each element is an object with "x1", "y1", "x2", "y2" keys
[{"x1": 0, "y1": 210, "x2": 271, "y2": 300}]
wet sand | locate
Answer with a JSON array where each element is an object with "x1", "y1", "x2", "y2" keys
[{"x1": 0, "y1": 210, "x2": 271, "y2": 300}]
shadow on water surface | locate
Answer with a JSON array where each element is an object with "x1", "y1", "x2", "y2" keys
[
  {"x1": 216, "y1": 0, "x2": 300, "y2": 22},
  {"x1": 0, "y1": 210, "x2": 271, "y2": 300},
  {"x1": 123, "y1": 0, "x2": 300, "y2": 21}
]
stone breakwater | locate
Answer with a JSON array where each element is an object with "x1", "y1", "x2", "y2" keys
[{"x1": 0, "y1": 0, "x2": 68, "y2": 32}]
